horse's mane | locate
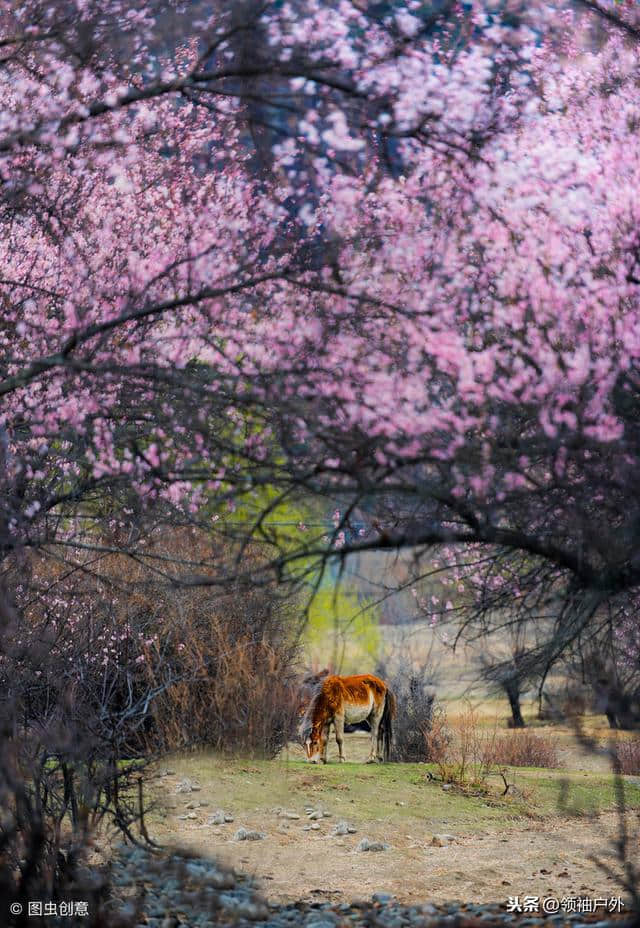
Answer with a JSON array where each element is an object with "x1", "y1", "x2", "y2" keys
[{"x1": 298, "y1": 680, "x2": 326, "y2": 734}]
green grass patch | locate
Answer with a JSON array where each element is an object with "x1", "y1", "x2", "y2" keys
[
  {"x1": 495, "y1": 766, "x2": 640, "y2": 818},
  {"x1": 148, "y1": 752, "x2": 640, "y2": 837}
]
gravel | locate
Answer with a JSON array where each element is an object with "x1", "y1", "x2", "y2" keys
[
  {"x1": 207, "y1": 810, "x2": 234, "y2": 825},
  {"x1": 332, "y1": 821, "x2": 357, "y2": 836},
  {"x1": 234, "y1": 827, "x2": 266, "y2": 841},
  {"x1": 431, "y1": 834, "x2": 458, "y2": 847},
  {"x1": 356, "y1": 837, "x2": 390, "y2": 851},
  {"x1": 174, "y1": 778, "x2": 201, "y2": 794},
  {"x1": 103, "y1": 845, "x2": 636, "y2": 928}
]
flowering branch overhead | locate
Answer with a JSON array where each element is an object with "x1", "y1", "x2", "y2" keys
[{"x1": 1, "y1": 0, "x2": 640, "y2": 650}]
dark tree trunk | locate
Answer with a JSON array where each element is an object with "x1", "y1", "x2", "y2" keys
[
  {"x1": 605, "y1": 708, "x2": 619, "y2": 730},
  {"x1": 504, "y1": 681, "x2": 526, "y2": 728}
]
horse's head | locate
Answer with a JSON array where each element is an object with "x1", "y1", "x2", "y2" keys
[
  {"x1": 300, "y1": 722, "x2": 326, "y2": 764},
  {"x1": 297, "y1": 669, "x2": 331, "y2": 763}
]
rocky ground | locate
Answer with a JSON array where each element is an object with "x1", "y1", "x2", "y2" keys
[
  {"x1": 144, "y1": 760, "x2": 640, "y2": 908},
  {"x1": 101, "y1": 726, "x2": 640, "y2": 928},
  {"x1": 104, "y1": 844, "x2": 636, "y2": 928}
]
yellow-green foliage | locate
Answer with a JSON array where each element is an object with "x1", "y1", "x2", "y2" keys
[
  {"x1": 305, "y1": 584, "x2": 381, "y2": 673},
  {"x1": 209, "y1": 483, "x2": 326, "y2": 580},
  {"x1": 202, "y1": 476, "x2": 380, "y2": 668}
]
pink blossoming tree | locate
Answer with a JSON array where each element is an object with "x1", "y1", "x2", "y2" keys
[
  {"x1": 1, "y1": 0, "x2": 640, "y2": 711},
  {"x1": 3, "y1": 0, "x2": 640, "y2": 904}
]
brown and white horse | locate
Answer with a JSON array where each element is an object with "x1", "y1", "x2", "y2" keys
[{"x1": 299, "y1": 673, "x2": 396, "y2": 764}]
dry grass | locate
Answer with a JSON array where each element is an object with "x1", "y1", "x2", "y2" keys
[{"x1": 114, "y1": 532, "x2": 302, "y2": 756}]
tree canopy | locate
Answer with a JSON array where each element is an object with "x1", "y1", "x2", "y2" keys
[{"x1": 2, "y1": 1, "x2": 640, "y2": 670}]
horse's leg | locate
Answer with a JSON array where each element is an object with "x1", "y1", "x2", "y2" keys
[
  {"x1": 366, "y1": 703, "x2": 384, "y2": 763},
  {"x1": 322, "y1": 722, "x2": 330, "y2": 763},
  {"x1": 334, "y1": 714, "x2": 346, "y2": 762}
]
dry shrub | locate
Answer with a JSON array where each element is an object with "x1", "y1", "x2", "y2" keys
[
  {"x1": 611, "y1": 739, "x2": 640, "y2": 775},
  {"x1": 423, "y1": 708, "x2": 452, "y2": 765},
  {"x1": 393, "y1": 683, "x2": 438, "y2": 762},
  {"x1": 376, "y1": 663, "x2": 441, "y2": 762},
  {"x1": 1, "y1": 526, "x2": 300, "y2": 916},
  {"x1": 424, "y1": 703, "x2": 496, "y2": 786},
  {"x1": 146, "y1": 617, "x2": 299, "y2": 756},
  {"x1": 428, "y1": 706, "x2": 561, "y2": 785},
  {"x1": 13, "y1": 526, "x2": 301, "y2": 757},
  {"x1": 0, "y1": 589, "x2": 141, "y2": 927},
  {"x1": 126, "y1": 533, "x2": 301, "y2": 756},
  {"x1": 488, "y1": 730, "x2": 560, "y2": 768}
]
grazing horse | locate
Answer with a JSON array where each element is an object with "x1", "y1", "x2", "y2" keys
[
  {"x1": 295, "y1": 667, "x2": 371, "y2": 736},
  {"x1": 299, "y1": 674, "x2": 396, "y2": 764}
]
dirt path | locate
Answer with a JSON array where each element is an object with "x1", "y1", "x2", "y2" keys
[{"x1": 154, "y1": 809, "x2": 634, "y2": 905}]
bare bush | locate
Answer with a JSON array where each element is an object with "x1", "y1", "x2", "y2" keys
[
  {"x1": 0, "y1": 526, "x2": 301, "y2": 916},
  {"x1": 121, "y1": 533, "x2": 302, "y2": 756},
  {"x1": 147, "y1": 619, "x2": 299, "y2": 757},
  {"x1": 488, "y1": 730, "x2": 560, "y2": 768},
  {"x1": 13, "y1": 528, "x2": 301, "y2": 757},
  {"x1": 423, "y1": 709, "x2": 453, "y2": 767},
  {"x1": 0, "y1": 588, "x2": 143, "y2": 926},
  {"x1": 426, "y1": 704, "x2": 499, "y2": 786},
  {"x1": 374, "y1": 660, "x2": 440, "y2": 762},
  {"x1": 426, "y1": 704, "x2": 561, "y2": 786},
  {"x1": 611, "y1": 739, "x2": 640, "y2": 776}
]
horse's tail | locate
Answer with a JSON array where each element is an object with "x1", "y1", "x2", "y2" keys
[{"x1": 378, "y1": 686, "x2": 396, "y2": 762}]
